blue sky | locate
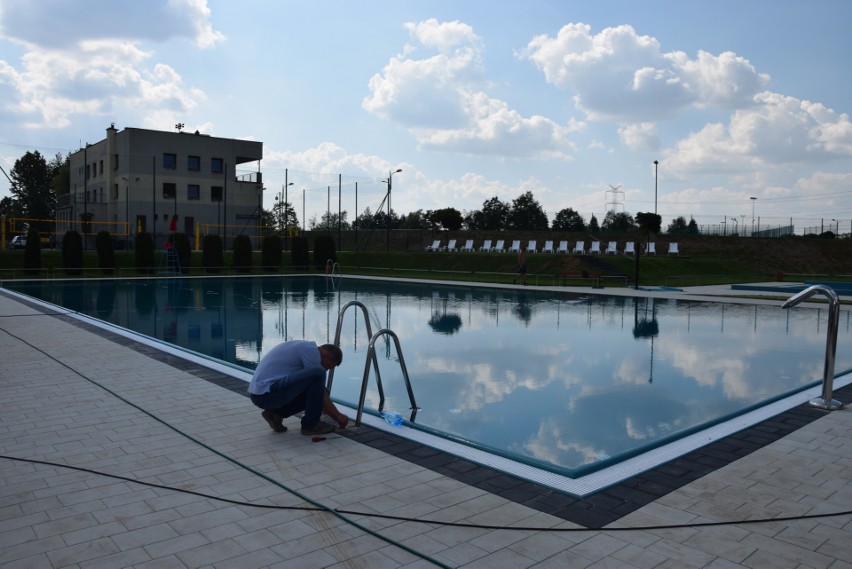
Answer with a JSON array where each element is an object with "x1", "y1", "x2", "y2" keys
[{"x1": 1, "y1": 0, "x2": 851, "y2": 234}]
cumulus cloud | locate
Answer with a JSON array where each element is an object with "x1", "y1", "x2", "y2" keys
[
  {"x1": 618, "y1": 122, "x2": 660, "y2": 151},
  {"x1": 363, "y1": 18, "x2": 580, "y2": 158},
  {"x1": 663, "y1": 91, "x2": 852, "y2": 178},
  {"x1": 0, "y1": 0, "x2": 221, "y2": 131},
  {"x1": 0, "y1": 0, "x2": 224, "y2": 49},
  {"x1": 520, "y1": 23, "x2": 770, "y2": 122}
]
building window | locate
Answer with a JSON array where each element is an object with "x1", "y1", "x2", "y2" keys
[
  {"x1": 163, "y1": 153, "x2": 176, "y2": 169},
  {"x1": 163, "y1": 182, "x2": 176, "y2": 199},
  {"x1": 211, "y1": 186, "x2": 223, "y2": 202},
  {"x1": 184, "y1": 216, "x2": 194, "y2": 235},
  {"x1": 99, "y1": 160, "x2": 103, "y2": 175},
  {"x1": 188, "y1": 155, "x2": 201, "y2": 171},
  {"x1": 112, "y1": 184, "x2": 119, "y2": 200},
  {"x1": 113, "y1": 154, "x2": 119, "y2": 170},
  {"x1": 85, "y1": 164, "x2": 90, "y2": 179},
  {"x1": 187, "y1": 184, "x2": 200, "y2": 200},
  {"x1": 211, "y1": 157, "x2": 223, "y2": 173}
]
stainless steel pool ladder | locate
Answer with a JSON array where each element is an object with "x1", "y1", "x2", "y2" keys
[
  {"x1": 326, "y1": 300, "x2": 419, "y2": 426},
  {"x1": 782, "y1": 284, "x2": 843, "y2": 410}
]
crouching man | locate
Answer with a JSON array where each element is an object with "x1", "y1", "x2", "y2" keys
[{"x1": 248, "y1": 340, "x2": 349, "y2": 435}]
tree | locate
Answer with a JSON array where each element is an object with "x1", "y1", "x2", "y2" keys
[
  {"x1": 311, "y1": 210, "x2": 351, "y2": 231},
  {"x1": 428, "y1": 207, "x2": 463, "y2": 231},
  {"x1": 467, "y1": 196, "x2": 509, "y2": 230},
  {"x1": 601, "y1": 210, "x2": 636, "y2": 232},
  {"x1": 399, "y1": 209, "x2": 430, "y2": 229},
  {"x1": 666, "y1": 216, "x2": 689, "y2": 235},
  {"x1": 588, "y1": 214, "x2": 600, "y2": 231},
  {"x1": 552, "y1": 207, "x2": 585, "y2": 231},
  {"x1": 508, "y1": 191, "x2": 548, "y2": 231},
  {"x1": 9, "y1": 150, "x2": 57, "y2": 229},
  {"x1": 273, "y1": 198, "x2": 299, "y2": 232},
  {"x1": 635, "y1": 212, "x2": 662, "y2": 234},
  {"x1": 687, "y1": 217, "x2": 699, "y2": 235}
]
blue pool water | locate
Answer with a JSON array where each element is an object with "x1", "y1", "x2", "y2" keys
[{"x1": 5, "y1": 275, "x2": 850, "y2": 478}]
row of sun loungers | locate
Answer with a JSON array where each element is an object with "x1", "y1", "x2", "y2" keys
[{"x1": 426, "y1": 239, "x2": 680, "y2": 255}]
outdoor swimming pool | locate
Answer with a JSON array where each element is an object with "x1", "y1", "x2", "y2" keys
[{"x1": 5, "y1": 275, "x2": 851, "y2": 481}]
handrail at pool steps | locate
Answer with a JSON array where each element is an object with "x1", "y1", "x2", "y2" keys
[
  {"x1": 327, "y1": 300, "x2": 419, "y2": 426},
  {"x1": 782, "y1": 284, "x2": 843, "y2": 410}
]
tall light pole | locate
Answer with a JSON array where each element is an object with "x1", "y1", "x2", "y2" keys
[
  {"x1": 385, "y1": 168, "x2": 402, "y2": 252},
  {"x1": 833, "y1": 218, "x2": 839, "y2": 236},
  {"x1": 750, "y1": 196, "x2": 757, "y2": 236},
  {"x1": 653, "y1": 160, "x2": 659, "y2": 215},
  {"x1": 121, "y1": 176, "x2": 139, "y2": 250},
  {"x1": 282, "y1": 168, "x2": 293, "y2": 250}
]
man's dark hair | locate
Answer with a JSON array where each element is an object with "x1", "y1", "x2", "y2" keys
[{"x1": 320, "y1": 344, "x2": 343, "y2": 366}]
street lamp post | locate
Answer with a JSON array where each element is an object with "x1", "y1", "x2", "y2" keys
[
  {"x1": 385, "y1": 168, "x2": 402, "y2": 252},
  {"x1": 282, "y1": 170, "x2": 293, "y2": 251},
  {"x1": 833, "y1": 218, "x2": 839, "y2": 237},
  {"x1": 653, "y1": 160, "x2": 659, "y2": 215},
  {"x1": 121, "y1": 176, "x2": 139, "y2": 250}
]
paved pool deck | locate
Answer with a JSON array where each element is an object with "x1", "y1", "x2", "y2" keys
[{"x1": 3, "y1": 282, "x2": 852, "y2": 568}]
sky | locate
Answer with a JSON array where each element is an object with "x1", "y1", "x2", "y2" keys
[{"x1": 1, "y1": 0, "x2": 851, "y2": 234}]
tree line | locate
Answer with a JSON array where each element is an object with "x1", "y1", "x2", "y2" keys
[{"x1": 2, "y1": 149, "x2": 700, "y2": 238}]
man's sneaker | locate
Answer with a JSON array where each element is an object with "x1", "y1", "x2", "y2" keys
[
  {"x1": 300, "y1": 420, "x2": 337, "y2": 436},
  {"x1": 261, "y1": 410, "x2": 287, "y2": 433}
]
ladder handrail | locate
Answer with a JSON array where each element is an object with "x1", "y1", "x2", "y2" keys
[
  {"x1": 355, "y1": 328, "x2": 418, "y2": 427},
  {"x1": 782, "y1": 284, "x2": 843, "y2": 410},
  {"x1": 327, "y1": 300, "x2": 379, "y2": 395}
]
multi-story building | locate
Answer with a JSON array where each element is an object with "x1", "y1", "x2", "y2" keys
[{"x1": 58, "y1": 124, "x2": 264, "y2": 249}]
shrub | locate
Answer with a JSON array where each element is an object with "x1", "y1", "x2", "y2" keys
[
  {"x1": 233, "y1": 234, "x2": 253, "y2": 273},
  {"x1": 202, "y1": 235, "x2": 223, "y2": 273},
  {"x1": 261, "y1": 235, "x2": 282, "y2": 271},
  {"x1": 23, "y1": 227, "x2": 41, "y2": 275},
  {"x1": 135, "y1": 232, "x2": 155, "y2": 275},
  {"x1": 291, "y1": 236, "x2": 309, "y2": 270},
  {"x1": 95, "y1": 231, "x2": 115, "y2": 274},
  {"x1": 61, "y1": 230, "x2": 84, "y2": 276},
  {"x1": 313, "y1": 234, "x2": 337, "y2": 270}
]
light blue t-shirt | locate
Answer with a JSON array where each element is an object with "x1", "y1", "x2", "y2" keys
[{"x1": 248, "y1": 340, "x2": 321, "y2": 395}]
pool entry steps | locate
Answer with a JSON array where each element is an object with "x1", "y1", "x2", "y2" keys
[{"x1": 327, "y1": 300, "x2": 419, "y2": 426}]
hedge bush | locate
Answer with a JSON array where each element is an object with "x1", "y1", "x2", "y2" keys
[
  {"x1": 135, "y1": 232, "x2": 155, "y2": 275},
  {"x1": 23, "y1": 227, "x2": 41, "y2": 275},
  {"x1": 313, "y1": 234, "x2": 337, "y2": 270},
  {"x1": 233, "y1": 234, "x2": 253, "y2": 273},
  {"x1": 291, "y1": 236, "x2": 309, "y2": 270},
  {"x1": 202, "y1": 235, "x2": 223, "y2": 273},
  {"x1": 261, "y1": 235, "x2": 282, "y2": 271},
  {"x1": 61, "y1": 230, "x2": 83, "y2": 276},
  {"x1": 95, "y1": 231, "x2": 115, "y2": 274}
]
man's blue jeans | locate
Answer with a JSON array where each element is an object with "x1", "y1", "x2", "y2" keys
[{"x1": 250, "y1": 366, "x2": 326, "y2": 429}]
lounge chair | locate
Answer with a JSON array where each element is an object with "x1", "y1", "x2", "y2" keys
[
  {"x1": 542, "y1": 240, "x2": 554, "y2": 253},
  {"x1": 589, "y1": 241, "x2": 601, "y2": 255},
  {"x1": 492, "y1": 239, "x2": 505, "y2": 253},
  {"x1": 572, "y1": 241, "x2": 585, "y2": 254},
  {"x1": 425, "y1": 239, "x2": 441, "y2": 252},
  {"x1": 624, "y1": 241, "x2": 635, "y2": 255},
  {"x1": 527, "y1": 240, "x2": 537, "y2": 253},
  {"x1": 605, "y1": 241, "x2": 617, "y2": 255},
  {"x1": 478, "y1": 239, "x2": 492, "y2": 252},
  {"x1": 647, "y1": 242, "x2": 656, "y2": 255},
  {"x1": 508, "y1": 240, "x2": 522, "y2": 253},
  {"x1": 557, "y1": 240, "x2": 569, "y2": 254},
  {"x1": 442, "y1": 239, "x2": 457, "y2": 252},
  {"x1": 461, "y1": 239, "x2": 475, "y2": 252},
  {"x1": 668, "y1": 242, "x2": 679, "y2": 256}
]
